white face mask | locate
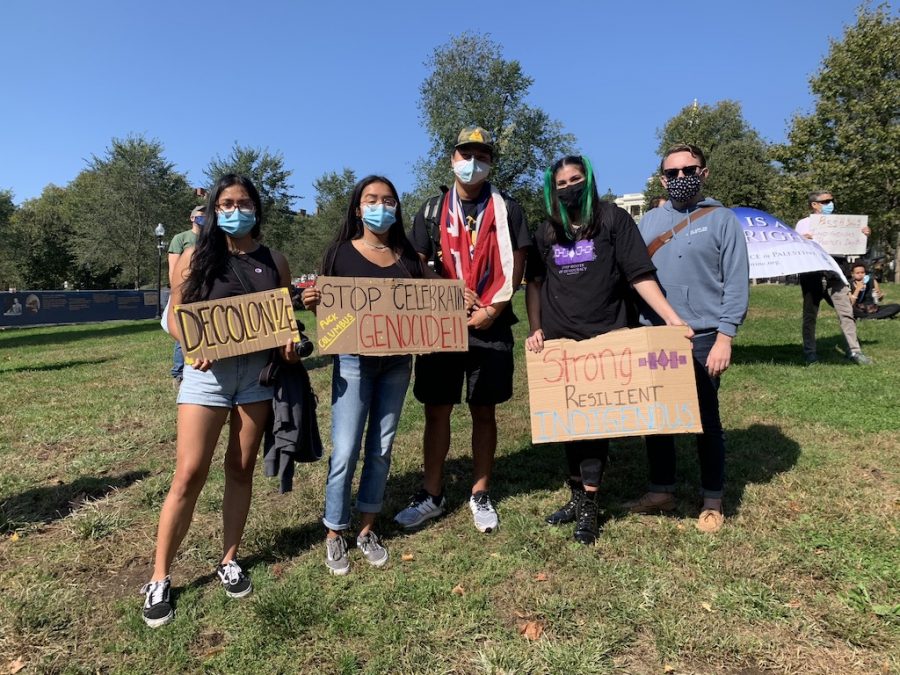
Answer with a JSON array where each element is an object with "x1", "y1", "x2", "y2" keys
[{"x1": 452, "y1": 157, "x2": 491, "y2": 185}]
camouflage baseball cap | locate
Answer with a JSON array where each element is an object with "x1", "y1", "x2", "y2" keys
[{"x1": 455, "y1": 126, "x2": 494, "y2": 154}]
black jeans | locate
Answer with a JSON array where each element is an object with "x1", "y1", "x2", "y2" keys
[
  {"x1": 644, "y1": 332, "x2": 725, "y2": 498},
  {"x1": 565, "y1": 439, "x2": 609, "y2": 481}
]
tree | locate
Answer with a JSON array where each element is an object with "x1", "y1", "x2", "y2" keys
[
  {"x1": 295, "y1": 169, "x2": 358, "y2": 274},
  {"x1": 0, "y1": 189, "x2": 19, "y2": 288},
  {"x1": 771, "y1": 4, "x2": 899, "y2": 244},
  {"x1": 205, "y1": 144, "x2": 301, "y2": 256},
  {"x1": 67, "y1": 136, "x2": 194, "y2": 288},
  {"x1": 8, "y1": 186, "x2": 77, "y2": 289},
  {"x1": 415, "y1": 32, "x2": 575, "y2": 222},
  {"x1": 644, "y1": 100, "x2": 776, "y2": 211}
]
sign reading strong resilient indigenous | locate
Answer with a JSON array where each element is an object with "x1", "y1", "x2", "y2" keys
[
  {"x1": 174, "y1": 288, "x2": 300, "y2": 364},
  {"x1": 525, "y1": 326, "x2": 701, "y2": 443},
  {"x1": 314, "y1": 277, "x2": 468, "y2": 355}
]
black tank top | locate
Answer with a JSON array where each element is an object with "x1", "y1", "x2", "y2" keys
[{"x1": 207, "y1": 246, "x2": 281, "y2": 301}]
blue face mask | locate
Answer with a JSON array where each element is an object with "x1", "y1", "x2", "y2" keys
[
  {"x1": 217, "y1": 209, "x2": 256, "y2": 237},
  {"x1": 820, "y1": 202, "x2": 835, "y2": 215},
  {"x1": 194, "y1": 215, "x2": 205, "y2": 227},
  {"x1": 361, "y1": 204, "x2": 396, "y2": 233}
]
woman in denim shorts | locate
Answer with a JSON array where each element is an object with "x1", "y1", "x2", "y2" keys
[
  {"x1": 140, "y1": 174, "x2": 300, "y2": 627},
  {"x1": 302, "y1": 176, "x2": 427, "y2": 576}
]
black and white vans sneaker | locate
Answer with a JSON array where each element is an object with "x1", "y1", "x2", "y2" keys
[
  {"x1": 141, "y1": 576, "x2": 174, "y2": 628},
  {"x1": 216, "y1": 560, "x2": 253, "y2": 598}
]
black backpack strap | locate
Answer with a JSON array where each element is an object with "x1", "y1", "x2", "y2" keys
[{"x1": 423, "y1": 193, "x2": 445, "y2": 274}]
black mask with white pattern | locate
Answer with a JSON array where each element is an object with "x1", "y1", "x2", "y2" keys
[{"x1": 665, "y1": 174, "x2": 702, "y2": 203}]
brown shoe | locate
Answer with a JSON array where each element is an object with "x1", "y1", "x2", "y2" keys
[
  {"x1": 622, "y1": 492, "x2": 676, "y2": 514},
  {"x1": 696, "y1": 508, "x2": 724, "y2": 533}
]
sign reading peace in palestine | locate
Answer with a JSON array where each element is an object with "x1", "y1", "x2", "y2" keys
[
  {"x1": 314, "y1": 277, "x2": 468, "y2": 355},
  {"x1": 174, "y1": 287, "x2": 300, "y2": 364},
  {"x1": 525, "y1": 326, "x2": 701, "y2": 444}
]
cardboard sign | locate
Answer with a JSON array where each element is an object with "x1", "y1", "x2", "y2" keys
[
  {"x1": 807, "y1": 214, "x2": 868, "y2": 255},
  {"x1": 315, "y1": 276, "x2": 468, "y2": 355},
  {"x1": 526, "y1": 326, "x2": 701, "y2": 444},
  {"x1": 174, "y1": 287, "x2": 300, "y2": 364}
]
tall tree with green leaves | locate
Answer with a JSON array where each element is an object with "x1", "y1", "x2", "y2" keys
[
  {"x1": 296, "y1": 169, "x2": 358, "y2": 274},
  {"x1": 644, "y1": 100, "x2": 775, "y2": 211},
  {"x1": 414, "y1": 32, "x2": 575, "y2": 222},
  {"x1": 8, "y1": 186, "x2": 77, "y2": 290},
  {"x1": 205, "y1": 144, "x2": 300, "y2": 255},
  {"x1": 67, "y1": 136, "x2": 194, "y2": 288},
  {"x1": 771, "y1": 3, "x2": 899, "y2": 243},
  {"x1": 0, "y1": 189, "x2": 19, "y2": 288}
]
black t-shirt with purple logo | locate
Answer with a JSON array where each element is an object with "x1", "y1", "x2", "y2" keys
[{"x1": 526, "y1": 202, "x2": 656, "y2": 340}]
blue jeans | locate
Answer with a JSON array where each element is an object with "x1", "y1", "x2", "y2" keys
[
  {"x1": 644, "y1": 332, "x2": 725, "y2": 498},
  {"x1": 322, "y1": 354, "x2": 412, "y2": 531},
  {"x1": 171, "y1": 342, "x2": 184, "y2": 380}
]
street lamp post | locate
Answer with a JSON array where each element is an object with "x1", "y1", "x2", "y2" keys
[{"x1": 155, "y1": 223, "x2": 166, "y2": 319}]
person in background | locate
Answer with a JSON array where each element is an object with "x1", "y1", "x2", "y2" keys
[
  {"x1": 394, "y1": 126, "x2": 530, "y2": 534},
  {"x1": 849, "y1": 262, "x2": 900, "y2": 320},
  {"x1": 525, "y1": 155, "x2": 691, "y2": 545},
  {"x1": 167, "y1": 205, "x2": 206, "y2": 384},
  {"x1": 625, "y1": 143, "x2": 749, "y2": 534},
  {"x1": 302, "y1": 176, "x2": 426, "y2": 575},
  {"x1": 141, "y1": 175, "x2": 299, "y2": 628},
  {"x1": 795, "y1": 191, "x2": 872, "y2": 364}
]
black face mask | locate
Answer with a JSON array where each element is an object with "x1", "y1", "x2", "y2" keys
[{"x1": 557, "y1": 183, "x2": 585, "y2": 210}]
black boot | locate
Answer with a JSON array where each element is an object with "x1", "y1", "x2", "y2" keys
[
  {"x1": 574, "y1": 492, "x2": 599, "y2": 545},
  {"x1": 545, "y1": 479, "x2": 584, "y2": 525}
]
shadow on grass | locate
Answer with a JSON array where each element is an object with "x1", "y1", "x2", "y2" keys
[
  {"x1": 0, "y1": 470, "x2": 150, "y2": 532},
  {"x1": 0, "y1": 321, "x2": 159, "y2": 350},
  {"x1": 0, "y1": 357, "x2": 112, "y2": 374},
  {"x1": 733, "y1": 335, "x2": 881, "y2": 366},
  {"x1": 606, "y1": 423, "x2": 800, "y2": 517}
]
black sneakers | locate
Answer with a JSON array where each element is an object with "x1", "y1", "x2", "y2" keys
[
  {"x1": 216, "y1": 560, "x2": 253, "y2": 598},
  {"x1": 141, "y1": 576, "x2": 174, "y2": 628},
  {"x1": 574, "y1": 494, "x2": 599, "y2": 545},
  {"x1": 546, "y1": 480, "x2": 584, "y2": 525}
]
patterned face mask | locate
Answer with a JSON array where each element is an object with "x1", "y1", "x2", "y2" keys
[{"x1": 665, "y1": 174, "x2": 702, "y2": 203}]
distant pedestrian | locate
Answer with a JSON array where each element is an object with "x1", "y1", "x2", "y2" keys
[{"x1": 167, "y1": 205, "x2": 205, "y2": 384}]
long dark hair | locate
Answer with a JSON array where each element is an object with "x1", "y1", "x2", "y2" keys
[
  {"x1": 542, "y1": 155, "x2": 603, "y2": 244},
  {"x1": 181, "y1": 174, "x2": 264, "y2": 303},
  {"x1": 320, "y1": 175, "x2": 425, "y2": 277}
]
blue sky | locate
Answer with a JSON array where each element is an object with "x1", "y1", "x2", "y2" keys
[{"x1": 2, "y1": 0, "x2": 863, "y2": 210}]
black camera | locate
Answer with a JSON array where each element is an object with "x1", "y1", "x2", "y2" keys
[{"x1": 294, "y1": 320, "x2": 314, "y2": 358}]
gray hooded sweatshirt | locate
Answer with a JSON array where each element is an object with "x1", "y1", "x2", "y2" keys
[{"x1": 638, "y1": 197, "x2": 749, "y2": 337}]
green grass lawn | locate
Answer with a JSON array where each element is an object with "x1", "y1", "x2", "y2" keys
[{"x1": 0, "y1": 285, "x2": 898, "y2": 674}]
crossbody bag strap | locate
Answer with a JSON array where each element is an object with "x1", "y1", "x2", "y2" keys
[
  {"x1": 227, "y1": 255, "x2": 255, "y2": 294},
  {"x1": 646, "y1": 206, "x2": 718, "y2": 258}
]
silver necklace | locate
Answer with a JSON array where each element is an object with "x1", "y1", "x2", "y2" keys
[{"x1": 361, "y1": 240, "x2": 390, "y2": 251}]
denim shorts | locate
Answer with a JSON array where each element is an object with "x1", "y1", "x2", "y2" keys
[{"x1": 177, "y1": 350, "x2": 273, "y2": 408}]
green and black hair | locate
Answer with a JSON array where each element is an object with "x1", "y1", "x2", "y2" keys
[{"x1": 542, "y1": 155, "x2": 601, "y2": 242}]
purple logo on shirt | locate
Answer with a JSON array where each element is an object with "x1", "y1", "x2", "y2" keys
[{"x1": 552, "y1": 241, "x2": 595, "y2": 267}]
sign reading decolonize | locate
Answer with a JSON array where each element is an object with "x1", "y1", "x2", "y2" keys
[
  {"x1": 315, "y1": 277, "x2": 468, "y2": 355},
  {"x1": 525, "y1": 326, "x2": 701, "y2": 444},
  {"x1": 174, "y1": 287, "x2": 300, "y2": 364}
]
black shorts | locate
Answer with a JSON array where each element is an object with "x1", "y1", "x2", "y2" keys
[{"x1": 413, "y1": 346, "x2": 514, "y2": 406}]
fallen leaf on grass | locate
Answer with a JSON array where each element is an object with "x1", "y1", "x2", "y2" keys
[
  {"x1": 201, "y1": 647, "x2": 225, "y2": 659},
  {"x1": 785, "y1": 598, "x2": 802, "y2": 609},
  {"x1": 271, "y1": 564, "x2": 284, "y2": 579},
  {"x1": 663, "y1": 665, "x2": 676, "y2": 674},
  {"x1": 516, "y1": 620, "x2": 544, "y2": 640},
  {"x1": 788, "y1": 501, "x2": 803, "y2": 513},
  {"x1": 9, "y1": 533, "x2": 19, "y2": 542},
  {"x1": 533, "y1": 572, "x2": 548, "y2": 582},
  {"x1": 401, "y1": 552, "x2": 414, "y2": 561},
  {"x1": 700, "y1": 602, "x2": 713, "y2": 612},
  {"x1": 490, "y1": 552, "x2": 500, "y2": 558},
  {"x1": 675, "y1": 523, "x2": 685, "y2": 531},
  {"x1": 6, "y1": 658, "x2": 25, "y2": 674},
  {"x1": 451, "y1": 584, "x2": 465, "y2": 596}
]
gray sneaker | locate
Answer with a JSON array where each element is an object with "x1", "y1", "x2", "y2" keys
[
  {"x1": 325, "y1": 535, "x2": 350, "y2": 576},
  {"x1": 394, "y1": 488, "x2": 446, "y2": 530},
  {"x1": 848, "y1": 352, "x2": 873, "y2": 365},
  {"x1": 469, "y1": 491, "x2": 498, "y2": 533},
  {"x1": 356, "y1": 531, "x2": 389, "y2": 568}
]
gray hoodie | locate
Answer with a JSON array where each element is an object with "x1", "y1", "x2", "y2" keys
[{"x1": 638, "y1": 197, "x2": 749, "y2": 337}]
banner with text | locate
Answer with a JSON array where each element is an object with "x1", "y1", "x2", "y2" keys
[
  {"x1": 174, "y1": 288, "x2": 299, "y2": 364},
  {"x1": 1, "y1": 290, "x2": 161, "y2": 327},
  {"x1": 526, "y1": 326, "x2": 700, "y2": 444},
  {"x1": 804, "y1": 214, "x2": 868, "y2": 255},
  {"x1": 315, "y1": 277, "x2": 468, "y2": 355}
]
